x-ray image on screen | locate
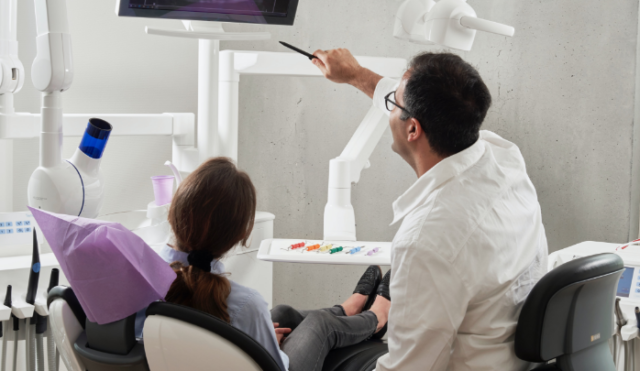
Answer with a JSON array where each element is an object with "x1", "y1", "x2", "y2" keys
[{"x1": 128, "y1": 0, "x2": 289, "y2": 17}]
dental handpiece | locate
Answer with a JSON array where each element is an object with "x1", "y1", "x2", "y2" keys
[
  {"x1": 25, "y1": 230, "x2": 40, "y2": 306},
  {"x1": 47, "y1": 269, "x2": 59, "y2": 371},
  {"x1": 25, "y1": 230, "x2": 40, "y2": 371},
  {"x1": 1, "y1": 286, "x2": 11, "y2": 371}
]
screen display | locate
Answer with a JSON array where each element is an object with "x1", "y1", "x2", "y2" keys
[
  {"x1": 127, "y1": 0, "x2": 290, "y2": 17},
  {"x1": 617, "y1": 267, "x2": 635, "y2": 298}
]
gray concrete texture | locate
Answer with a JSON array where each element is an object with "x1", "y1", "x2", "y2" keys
[{"x1": 11, "y1": 0, "x2": 640, "y2": 310}]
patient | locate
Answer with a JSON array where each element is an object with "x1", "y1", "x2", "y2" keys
[{"x1": 159, "y1": 157, "x2": 391, "y2": 371}]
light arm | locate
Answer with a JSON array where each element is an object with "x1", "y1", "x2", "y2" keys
[
  {"x1": 323, "y1": 106, "x2": 388, "y2": 241},
  {"x1": 32, "y1": 0, "x2": 73, "y2": 93},
  {"x1": 459, "y1": 16, "x2": 515, "y2": 37}
]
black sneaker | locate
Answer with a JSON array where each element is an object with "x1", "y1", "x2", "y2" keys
[
  {"x1": 376, "y1": 269, "x2": 391, "y2": 301},
  {"x1": 372, "y1": 270, "x2": 391, "y2": 340},
  {"x1": 353, "y1": 265, "x2": 383, "y2": 312}
]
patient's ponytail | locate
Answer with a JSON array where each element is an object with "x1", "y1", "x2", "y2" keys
[
  {"x1": 166, "y1": 263, "x2": 232, "y2": 323},
  {"x1": 164, "y1": 158, "x2": 257, "y2": 323}
]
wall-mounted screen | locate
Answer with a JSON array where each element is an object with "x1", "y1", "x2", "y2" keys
[
  {"x1": 117, "y1": 0, "x2": 299, "y2": 26},
  {"x1": 617, "y1": 266, "x2": 635, "y2": 298}
]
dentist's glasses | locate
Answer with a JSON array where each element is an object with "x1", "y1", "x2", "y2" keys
[{"x1": 384, "y1": 91, "x2": 412, "y2": 117}]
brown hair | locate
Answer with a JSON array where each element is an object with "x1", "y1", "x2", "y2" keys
[{"x1": 164, "y1": 157, "x2": 256, "y2": 323}]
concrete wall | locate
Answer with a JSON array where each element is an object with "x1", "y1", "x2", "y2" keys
[
  {"x1": 225, "y1": 0, "x2": 640, "y2": 309},
  {"x1": 9, "y1": 0, "x2": 640, "y2": 309}
]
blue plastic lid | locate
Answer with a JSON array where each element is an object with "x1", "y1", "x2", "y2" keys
[{"x1": 79, "y1": 118, "x2": 112, "y2": 159}]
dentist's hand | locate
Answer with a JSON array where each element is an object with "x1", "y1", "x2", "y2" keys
[
  {"x1": 312, "y1": 49, "x2": 363, "y2": 85},
  {"x1": 312, "y1": 48, "x2": 383, "y2": 99}
]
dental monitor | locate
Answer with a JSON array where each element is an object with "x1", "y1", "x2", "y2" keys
[{"x1": 116, "y1": 0, "x2": 299, "y2": 25}]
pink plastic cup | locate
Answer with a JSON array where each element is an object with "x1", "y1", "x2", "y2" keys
[{"x1": 151, "y1": 175, "x2": 175, "y2": 206}]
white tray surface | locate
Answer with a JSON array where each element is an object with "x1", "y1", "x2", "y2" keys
[{"x1": 257, "y1": 239, "x2": 391, "y2": 266}]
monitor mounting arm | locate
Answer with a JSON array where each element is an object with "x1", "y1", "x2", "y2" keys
[{"x1": 324, "y1": 106, "x2": 388, "y2": 241}]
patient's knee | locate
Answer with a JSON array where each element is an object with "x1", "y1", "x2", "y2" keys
[
  {"x1": 271, "y1": 304, "x2": 297, "y2": 323},
  {"x1": 303, "y1": 310, "x2": 334, "y2": 327}
]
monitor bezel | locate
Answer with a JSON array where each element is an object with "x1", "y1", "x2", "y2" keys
[{"x1": 116, "y1": 0, "x2": 299, "y2": 26}]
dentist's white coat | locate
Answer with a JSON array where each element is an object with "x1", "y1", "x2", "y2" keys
[{"x1": 373, "y1": 78, "x2": 548, "y2": 371}]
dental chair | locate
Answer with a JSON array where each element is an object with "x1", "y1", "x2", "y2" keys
[
  {"x1": 514, "y1": 253, "x2": 624, "y2": 371},
  {"x1": 144, "y1": 301, "x2": 388, "y2": 371},
  {"x1": 47, "y1": 286, "x2": 149, "y2": 371}
]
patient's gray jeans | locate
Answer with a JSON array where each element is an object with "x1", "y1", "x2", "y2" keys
[{"x1": 271, "y1": 304, "x2": 378, "y2": 371}]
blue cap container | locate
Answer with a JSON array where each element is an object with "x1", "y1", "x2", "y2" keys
[{"x1": 79, "y1": 118, "x2": 112, "y2": 159}]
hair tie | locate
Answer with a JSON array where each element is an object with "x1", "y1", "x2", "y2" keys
[{"x1": 187, "y1": 250, "x2": 214, "y2": 272}]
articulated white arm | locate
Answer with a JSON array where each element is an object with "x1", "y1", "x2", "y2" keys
[
  {"x1": 32, "y1": 0, "x2": 73, "y2": 93},
  {"x1": 336, "y1": 106, "x2": 388, "y2": 185},
  {"x1": 324, "y1": 106, "x2": 388, "y2": 241},
  {"x1": 459, "y1": 16, "x2": 515, "y2": 37}
]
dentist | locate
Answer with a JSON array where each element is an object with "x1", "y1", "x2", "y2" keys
[{"x1": 313, "y1": 49, "x2": 548, "y2": 370}]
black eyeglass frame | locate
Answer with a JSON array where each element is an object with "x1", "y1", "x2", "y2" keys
[{"x1": 384, "y1": 91, "x2": 412, "y2": 117}]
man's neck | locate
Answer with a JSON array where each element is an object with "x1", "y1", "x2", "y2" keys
[{"x1": 413, "y1": 151, "x2": 445, "y2": 178}]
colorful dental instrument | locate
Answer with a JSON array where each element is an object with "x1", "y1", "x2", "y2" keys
[
  {"x1": 329, "y1": 247, "x2": 344, "y2": 254},
  {"x1": 319, "y1": 244, "x2": 333, "y2": 253},
  {"x1": 306, "y1": 244, "x2": 321, "y2": 252},
  {"x1": 347, "y1": 246, "x2": 363, "y2": 254},
  {"x1": 284, "y1": 242, "x2": 306, "y2": 251},
  {"x1": 366, "y1": 248, "x2": 380, "y2": 256}
]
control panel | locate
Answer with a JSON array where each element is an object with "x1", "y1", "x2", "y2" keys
[
  {"x1": 0, "y1": 211, "x2": 37, "y2": 258},
  {"x1": 617, "y1": 266, "x2": 640, "y2": 299}
]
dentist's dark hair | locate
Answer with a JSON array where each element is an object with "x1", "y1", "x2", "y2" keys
[
  {"x1": 402, "y1": 52, "x2": 492, "y2": 157},
  {"x1": 165, "y1": 157, "x2": 256, "y2": 323}
]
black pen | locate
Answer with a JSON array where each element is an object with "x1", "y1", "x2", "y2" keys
[{"x1": 279, "y1": 41, "x2": 318, "y2": 60}]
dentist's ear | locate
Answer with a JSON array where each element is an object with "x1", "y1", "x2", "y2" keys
[{"x1": 407, "y1": 118, "x2": 424, "y2": 143}]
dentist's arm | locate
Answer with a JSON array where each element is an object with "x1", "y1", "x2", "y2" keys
[{"x1": 313, "y1": 49, "x2": 383, "y2": 99}]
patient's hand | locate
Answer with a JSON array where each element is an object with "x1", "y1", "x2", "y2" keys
[{"x1": 273, "y1": 323, "x2": 292, "y2": 345}]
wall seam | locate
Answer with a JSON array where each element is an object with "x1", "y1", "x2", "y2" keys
[{"x1": 628, "y1": 0, "x2": 640, "y2": 241}]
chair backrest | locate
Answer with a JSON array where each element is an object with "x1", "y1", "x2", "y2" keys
[
  {"x1": 48, "y1": 286, "x2": 148, "y2": 371},
  {"x1": 515, "y1": 253, "x2": 624, "y2": 371},
  {"x1": 143, "y1": 301, "x2": 281, "y2": 371}
]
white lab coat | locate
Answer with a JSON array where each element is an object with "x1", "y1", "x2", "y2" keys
[{"x1": 372, "y1": 78, "x2": 549, "y2": 371}]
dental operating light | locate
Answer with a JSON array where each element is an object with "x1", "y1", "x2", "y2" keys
[
  {"x1": 28, "y1": 0, "x2": 112, "y2": 218},
  {"x1": 394, "y1": 0, "x2": 515, "y2": 51}
]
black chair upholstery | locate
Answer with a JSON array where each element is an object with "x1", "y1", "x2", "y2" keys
[
  {"x1": 147, "y1": 302, "x2": 387, "y2": 371},
  {"x1": 515, "y1": 253, "x2": 624, "y2": 371},
  {"x1": 48, "y1": 287, "x2": 149, "y2": 371}
]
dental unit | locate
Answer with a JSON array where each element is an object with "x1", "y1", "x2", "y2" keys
[{"x1": 0, "y1": 0, "x2": 522, "y2": 369}]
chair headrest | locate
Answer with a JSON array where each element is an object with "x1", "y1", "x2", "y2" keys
[
  {"x1": 515, "y1": 253, "x2": 624, "y2": 362},
  {"x1": 85, "y1": 313, "x2": 137, "y2": 355},
  {"x1": 146, "y1": 302, "x2": 281, "y2": 371}
]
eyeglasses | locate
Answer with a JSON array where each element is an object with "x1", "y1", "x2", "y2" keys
[{"x1": 384, "y1": 91, "x2": 411, "y2": 116}]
